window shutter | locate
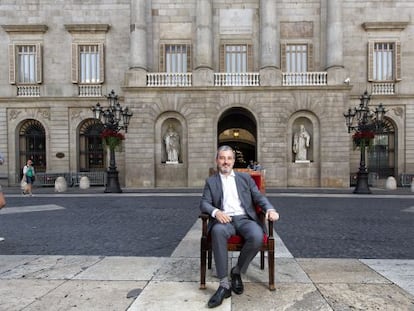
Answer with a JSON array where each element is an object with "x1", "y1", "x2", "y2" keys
[
  {"x1": 159, "y1": 44, "x2": 165, "y2": 72},
  {"x1": 186, "y1": 44, "x2": 192, "y2": 72},
  {"x1": 307, "y1": 43, "x2": 314, "y2": 72},
  {"x1": 36, "y1": 43, "x2": 42, "y2": 84},
  {"x1": 280, "y1": 43, "x2": 286, "y2": 72},
  {"x1": 71, "y1": 43, "x2": 79, "y2": 83},
  {"x1": 219, "y1": 44, "x2": 225, "y2": 72},
  {"x1": 368, "y1": 41, "x2": 374, "y2": 81},
  {"x1": 99, "y1": 43, "x2": 105, "y2": 83},
  {"x1": 247, "y1": 44, "x2": 253, "y2": 72},
  {"x1": 395, "y1": 41, "x2": 401, "y2": 81},
  {"x1": 8, "y1": 44, "x2": 16, "y2": 84}
]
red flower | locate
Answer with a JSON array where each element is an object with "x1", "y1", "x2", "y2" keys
[
  {"x1": 352, "y1": 130, "x2": 375, "y2": 149},
  {"x1": 100, "y1": 129, "x2": 125, "y2": 150},
  {"x1": 100, "y1": 129, "x2": 125, "y2": 141}
]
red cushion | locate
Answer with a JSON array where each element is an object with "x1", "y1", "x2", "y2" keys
[{"x1": 228, "y1": 233, "x2": 268, "y2": 244}]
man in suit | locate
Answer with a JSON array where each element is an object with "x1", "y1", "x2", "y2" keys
[{"x1": 200, "y1": 145, "x2": 279, "y2": 308}]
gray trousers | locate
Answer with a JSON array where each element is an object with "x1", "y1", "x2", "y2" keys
[{"x1": 211, "y1": 215, "x2": 263, "y2": 279}]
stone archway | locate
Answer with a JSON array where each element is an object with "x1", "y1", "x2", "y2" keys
[{"x1": 217, "y1": 107, "x2": 257, "y2": 168}]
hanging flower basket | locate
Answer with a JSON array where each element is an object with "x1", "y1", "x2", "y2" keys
[
  {"x1": 352, "y1": 130, "x2": 375, "y2": 150},
  {"x1": 100, "y1": 129, "x2": 125, "y2": 151}
]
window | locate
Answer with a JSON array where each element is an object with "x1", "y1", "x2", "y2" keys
[
  {"x1": 79, "y1": 45, "x2": 101, "y2": 83},
  {"x1": 9, "y1": 43, "x2": 42, "y2": 84},
  {"x1": 219, "y1": 44, "x2": 253, "y2": 72},
  {"x1": 159, "y1": 44, "x2": 192, "y2": 72},
  {"x1": 281, "y1": 43, "x2": 313, "y2": 72},
  {"x1": 72, "y1": 43, "x2": 104, "y2": 84},
  {"x1": 368, "y1": 41, "x2": 401, "y2": 82}
]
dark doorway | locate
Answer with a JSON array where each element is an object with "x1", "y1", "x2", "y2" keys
[{"x1": 217, "y1": 107, "x2": 257, "y2": 168}]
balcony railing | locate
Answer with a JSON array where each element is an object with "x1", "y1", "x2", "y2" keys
[
  {"x1": 79, "y1": 84, "x2": 102, "y2": 97},
  {"x1": 282, "y1": 72, "x2": 327, "y2": 86},
  {"x1": 17, "y1": 85, "x2": 40, "y2": 96},
  {"x1": 371, "y1": 82, "x2": 395, "y2": 95},
  {"x1": 147, "y1": 73, "x2": 192, "y2": 87},
  {"x1": 214, "y1": 72, "x2": 260, "y2": 86}
]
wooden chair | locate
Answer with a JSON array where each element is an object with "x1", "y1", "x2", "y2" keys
[{"x1": 199, "y1": 171, "x2": 275, "y2": 291}]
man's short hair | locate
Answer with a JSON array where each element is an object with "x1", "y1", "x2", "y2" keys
[{"x1": 216, "y1": 145, "x2": 235, "y2": 159}]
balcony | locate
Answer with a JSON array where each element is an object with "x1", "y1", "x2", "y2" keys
[
  {"x1": 371, "y1": 82, "x2": 395, "y2": 95},
  {"x1": 282, "y1": 72, "x2": 327, "y2": 86},
  {"x1": 147, "y1": 73, "x2": 192, "y2": 87},
  {"x1": 144, "y1": 71, "x2": 328, "y2": 87},
  {"x1": 79, "y1": 84, "x2": 102, "y2": 97},
  {"x1": 17, "y1": 85, "x2": 40, "y2": 97},
  {"x1": 214, "y1": 72, "x2": 260, "y2": 86}
]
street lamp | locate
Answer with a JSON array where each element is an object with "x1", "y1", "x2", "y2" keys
[
  {"x1": 92, "y1": 90, "x2": 133, "y2": 193},
  {"x1": 344, "y1": 91, "x2": 386, "y2": 194}
]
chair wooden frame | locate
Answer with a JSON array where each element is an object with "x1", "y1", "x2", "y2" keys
[{"x1": 199, "y1": 171, "x2": 275, "y2": 291}]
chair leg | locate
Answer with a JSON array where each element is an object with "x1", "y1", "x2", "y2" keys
[
  {"x1": 268, "y1": 241, "x2": 275, "y2": 291},
  {"x1": 260, "y1": 250, "x2": 265, "y2": 270},
  {"x1": 200, "y1": 239, "x2": 207, "y2": 289},
  {"x1": 207, "y1": 249, "x2": 212, "y2": 269}
]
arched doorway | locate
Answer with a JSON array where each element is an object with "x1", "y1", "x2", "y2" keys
[
  {"x1": 79, "y1": 119, "x2": 105, "y2": 171},
  {"x1": 368, "y1": 117, "x2": 396, "y2": 178},
  {"x1": 217, "y1": 108, "x2": 257, "y2": 168},
  {"x1": 19, "y1": 119, "x2": 46, "y2": 174}
]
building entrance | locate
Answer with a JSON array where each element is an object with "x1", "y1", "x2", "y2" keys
[{"x1": 217, "y1": 108, "x2": 257, "y2": 168}]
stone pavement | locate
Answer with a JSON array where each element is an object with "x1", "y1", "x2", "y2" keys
[{"x1": 0, "y1": 187, "x2": 413, "y2": 310}]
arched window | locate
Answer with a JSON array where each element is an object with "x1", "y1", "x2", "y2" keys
[
  {"x1": 79, "y1": 119, "x2": 104, "y2": 171},
  {"x1": 19, "y1": 119, "x2": 46, "y2": 173},
  {"x1": 368, "y1": 118, "x2": 395, "y2": 178}
]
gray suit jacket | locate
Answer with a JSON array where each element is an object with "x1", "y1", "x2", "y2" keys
[{"x1": 199, "y1": 171, "x2": 275, "y2": 232}]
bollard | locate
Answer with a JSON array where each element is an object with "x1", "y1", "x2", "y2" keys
[
  {"x1": 385, "y1": 176, "x2": 397, "y2": 190},
  {"x1": 54, "y1": 176, "x2": 67, "y2": 192},
  {"x1": 79, "y1": 176, "x2": 90, "y2": 189}
]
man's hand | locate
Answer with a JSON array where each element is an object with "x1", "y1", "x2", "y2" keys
[
  {"x1": 215, "y1": 210, "x2": 232, "y2": 224},
  {"x1": 266, "y1": 210, "x2": 279, "y2": 222}
]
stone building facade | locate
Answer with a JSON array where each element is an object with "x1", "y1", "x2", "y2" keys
[{"x1": 0, "y1": 0, "x2": 412, "y2": 188}]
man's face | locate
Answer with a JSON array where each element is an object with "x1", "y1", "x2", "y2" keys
[{"x1": 216, "y1": 150, "x2": 235, "y2": 175}]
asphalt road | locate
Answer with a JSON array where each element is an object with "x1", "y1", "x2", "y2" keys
[{"x1": 1, "y1": 194, "x2": 413, "y2": 259}]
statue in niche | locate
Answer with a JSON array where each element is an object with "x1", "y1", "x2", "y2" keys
[
  {"x1": 164, "y1": 125, "x2": 180, "y2": 163},
  {"x1": 293, "y1": 124, "x2": 311, "y2": 162}
]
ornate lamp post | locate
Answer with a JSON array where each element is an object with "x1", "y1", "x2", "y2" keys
[
  {"x1": 344, "y1": 91, "x2": 386, "y2": 194},
  {"x1": 92, "y1": 90, "x2": 133, "y2": 193}
]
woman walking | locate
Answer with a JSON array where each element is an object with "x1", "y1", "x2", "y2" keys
[{"x1": 22, "y1": 159, "x2": 35, "y2": 196}]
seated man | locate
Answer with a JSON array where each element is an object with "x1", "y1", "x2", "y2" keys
[{"x1": 199, "y1": 145, "x2": 279, "y2": 308}]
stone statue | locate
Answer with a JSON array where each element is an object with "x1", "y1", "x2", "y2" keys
[
  {"x1": 293, "y1": 124, "x2": 311, "y2": 161},
  {"x1": 164, "y1": 125, "x2": 180, "y2": 163}
]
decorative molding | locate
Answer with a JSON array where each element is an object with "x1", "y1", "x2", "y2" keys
[
  {"x1": 362, "y1": 22, "x2": 409, "y2": 32},
  {"x1": 64, "y1": 24, "x2": 110, "y2": 34},
  {"x1": 1, "y1": 24, "x2": 48, "y2": 33}
]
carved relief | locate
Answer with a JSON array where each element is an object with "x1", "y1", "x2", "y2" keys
[{"x1": 281, "y1": 22, "x2": 313, "y2": 39}]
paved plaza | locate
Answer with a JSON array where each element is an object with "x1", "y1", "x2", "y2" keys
[{"x1": 0, "y1": 187, "x2": 413, "y2": 310}]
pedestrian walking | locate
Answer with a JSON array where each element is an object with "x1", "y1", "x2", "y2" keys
[{"x1": 22, "y1": 159, "x2": 35, "y2": 196}]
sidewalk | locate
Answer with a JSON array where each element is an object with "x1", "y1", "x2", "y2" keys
[{"x1": 0, "y1": 217, "x2": 413, "y2": 310}]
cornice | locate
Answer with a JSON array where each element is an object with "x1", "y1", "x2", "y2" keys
[
  {"x1": 64, "y1": 24, "x2": 110, "y2": 34},
  {"x1": 362, "y1": 22, "x2": 409, "y2": 31},
  {"x1": 1, "y1": 24, "x2": 48, "y2": 33}
]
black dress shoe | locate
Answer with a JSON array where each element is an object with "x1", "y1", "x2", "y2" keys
[
  {"x1": 231, "y1": 267, "x2": 244, "y2": 294},
  {"x1": 207, "y1": 286, "x2": 231, "y2": 308}
]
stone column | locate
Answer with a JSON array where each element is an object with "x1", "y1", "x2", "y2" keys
[
  {"x1": 326, "y1": 0, "x2": 347, "y2": 85},
  {"x1": 193, "y1": 0, "x2": 214, "y2": 86},
  {"x1": 259, "y1": 0, "x2": 281, "y2": 86},
  {"x1": 125, "y1": 0, "x2": 148, "y2": 87}
]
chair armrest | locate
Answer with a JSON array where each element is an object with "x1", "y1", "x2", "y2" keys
[
  {"x1": 258, "y1": 208, "x2": 274, "y2": 238},
  {"x1": 199, "y1": 213, "x2": 210, "y2": 237}
]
